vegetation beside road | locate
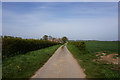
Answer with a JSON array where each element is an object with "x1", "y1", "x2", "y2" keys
[
  {"x1": 69, "y1": 41, "x2": 86, "y2": 50},
  {"x1": 67, "y1": 41, "x2": 120, "y2": 78},
  {"x1": 2, "y1": 45, "x2": 61, "y2": 78},
  {"x1": 2, "y1": 36, "x2": 59, "y2": 59}
]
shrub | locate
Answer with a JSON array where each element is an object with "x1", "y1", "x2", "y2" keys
[{"x1": 70, "y1": 41, "x2": 86, "y2": 50}]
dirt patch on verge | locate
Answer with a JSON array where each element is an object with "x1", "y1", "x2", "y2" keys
[{"x1": 93, "y1": 52, "x2": 119, "y2": 65}]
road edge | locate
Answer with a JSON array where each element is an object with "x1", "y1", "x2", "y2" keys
[
  {"x1": 30, "y1": 45, "x2": 63, "y2": 79},
  {"x1": 66, "y1": 44, "x2": 86, "y2": 78}
]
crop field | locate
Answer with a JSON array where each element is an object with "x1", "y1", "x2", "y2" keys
[
  {"x1": 67, "y1": 41, "x2": 120, "y2": 78},
  {"x1": 86, "y1": 41, "x2": 118, "y2": 54}
]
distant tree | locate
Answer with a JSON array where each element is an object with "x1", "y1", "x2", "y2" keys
[
  {"x1": 4, "y1": 36, "x2": 14, "y2": 39},
  {"x1": 15, "y1": 37, "x2": 22, "y2": 39},
  {"x1": 52, "y1": 38, "x2": 56, "y2": 41},
  {"x1": 1, "y1": 36, "x2": 3, "y2": 38},
  {"x1": 48, "y1": 36, "x2": 52, "y2": 40},
  {"x1": 62, "y1": 36, "x2": 68, "y2": 43},
  {"x1": 40, "y1": 38, "x2": 43, "y2": 40},
  {"x1": 43, "y1": 35, "x2": 48, "y2": 40}
]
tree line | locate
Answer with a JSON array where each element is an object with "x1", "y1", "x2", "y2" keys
[{"x1": 42, "y1": 35, "x2": 68, "y2": 43}]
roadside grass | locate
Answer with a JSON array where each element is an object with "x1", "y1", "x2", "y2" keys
[
  {"x1": 2, "y1": 45, "x2": 61, "y2": 79},
  {"x1": 0, "y1": 61, "x2": 1, "y2": 80},
  {"x1": 0, "y1": 39, "x2": 2, "y2": 79},
  {"x1": 67, "y1": 42, "x2": 120, "y2": 78}
]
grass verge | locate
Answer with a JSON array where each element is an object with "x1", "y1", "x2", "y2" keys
[
  {"x1": 2, "y1": 45, "x2": 61, "y2": 79},
  {"x1": 67, "y1": 44, "x2": 120, "y2": 78}
]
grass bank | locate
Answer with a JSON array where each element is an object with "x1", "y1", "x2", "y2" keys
[
  {"x1": 2, "y1": 45, "x2": 61, "y2": 79},
  {"x1": 67, "y1": 41, "x2": 119, "y2": 78}
]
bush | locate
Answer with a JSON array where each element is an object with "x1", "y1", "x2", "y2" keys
[
  {"x1": 2, "y1": 36, "x2": 59, "y2": 59},
  {"x1": 70, "y1": 41, "x2": 86, "y2": 50}
]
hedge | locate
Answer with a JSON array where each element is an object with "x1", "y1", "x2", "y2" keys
[
  {"x1": 70, "y1": 41, "x2": 86, "y2": 50},
  {"x1": 2, "y1": 36, "x2": 59, "y2": 59}
]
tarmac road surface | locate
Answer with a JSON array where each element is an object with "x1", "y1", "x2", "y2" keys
[{"x1": 31, "y1": 44, "x2": 86, "y2": 78}]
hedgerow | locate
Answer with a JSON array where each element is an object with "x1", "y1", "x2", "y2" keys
[
  {"x1": 2, "y1": 36, "x2": 59, "y2": 59},
  {"x1": 69, "y1": 41, "x2": 86, "y2": 50}
]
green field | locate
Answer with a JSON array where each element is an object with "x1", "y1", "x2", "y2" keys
[
  {"x1": 86, "y1": 41, "x2": 118, "y2": 54},
  {"x1": 2, "y1": 45, "x2": 61, "y2": 79},
  {"x1": 67, "y1": 41, "x2": 119, "y2": 78}
]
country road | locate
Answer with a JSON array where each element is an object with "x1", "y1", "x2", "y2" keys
[{"x1": 31, "y1": 44, "x2": 86, "y2": 78}]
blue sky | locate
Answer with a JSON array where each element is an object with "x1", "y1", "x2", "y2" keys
[
  {"x1": 2, "y1": 2, "x2": 118, "y2": 40},
  {"x1": 2, "y1": 0, "x2": 120, "y2": 2}
]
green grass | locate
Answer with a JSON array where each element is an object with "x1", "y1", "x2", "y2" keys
[
  {"x1": 2, "y1": 45, "x2": 61, "y2": 79},
  {"x1": 0, "y1": 39, "x2": 1, "y2": 80},
  {"x1": 67, "y1": 41, "x2": 120, "y2": 78},
  {"x1": 86, "y1": 41, "x2": 118, "y2": 54},
  {"x1": 0, "y1": 61, "x2": 1, "y2": 80}
]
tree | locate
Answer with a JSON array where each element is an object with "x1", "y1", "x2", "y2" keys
[
  {"x1": 48, "y1": 36, "x2": 52, "y2": 40},
  {"x1": 40, "y1": 38, "x2": 42, "y2": 40},
  {"x1": 62, "y1": 36, "x2": 68, "y2": 43},
  {"x1": 43, "y1": 35, "x2": 48, "y2": 40},
  {"x1": 52, "y1": 38, "x2": 56, "y2": 41}
]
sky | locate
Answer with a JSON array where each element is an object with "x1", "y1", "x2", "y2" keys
[
  {"x1": 0, "y1": 2, "x2": 1, "y2": 36},
  {"x1": 2, "y1": 2, "x2": 118, "y2": 41},
  {"x1": 2, "y1": 0, "x2": 120, "y2": 2}
]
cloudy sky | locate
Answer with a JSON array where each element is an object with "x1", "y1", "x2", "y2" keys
[
  {"x1": 2, "y1": 2, "x2": 118, "y2": 41},
  {"x1": 2, "y1": 0, "x2": 120, "y2": 2}
]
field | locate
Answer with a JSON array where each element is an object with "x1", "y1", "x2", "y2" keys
[
  {"x1": 67, "y1": 41, "x2": 120, "y2": 78},
  {"x1": 2, "y1": 36, "x2": 120, "y2": 78},
  {"x1": 86, "y1": 41, "x2": 118, "y2": 54},
  {"x1": 2, "y1": 45, "x2": 61, "y2": 78}
]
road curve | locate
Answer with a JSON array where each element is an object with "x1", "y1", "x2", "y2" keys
[{"x1": 31, "y1": 44, "x2": 86, "y2": 78}]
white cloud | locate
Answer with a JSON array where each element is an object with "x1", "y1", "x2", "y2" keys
[
  {"x1": 35, "y1": 17, "x2": 118, "y2": 40},
  {"x1": 2, "y1": 3, "x2": 118, "y2": 40}
]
